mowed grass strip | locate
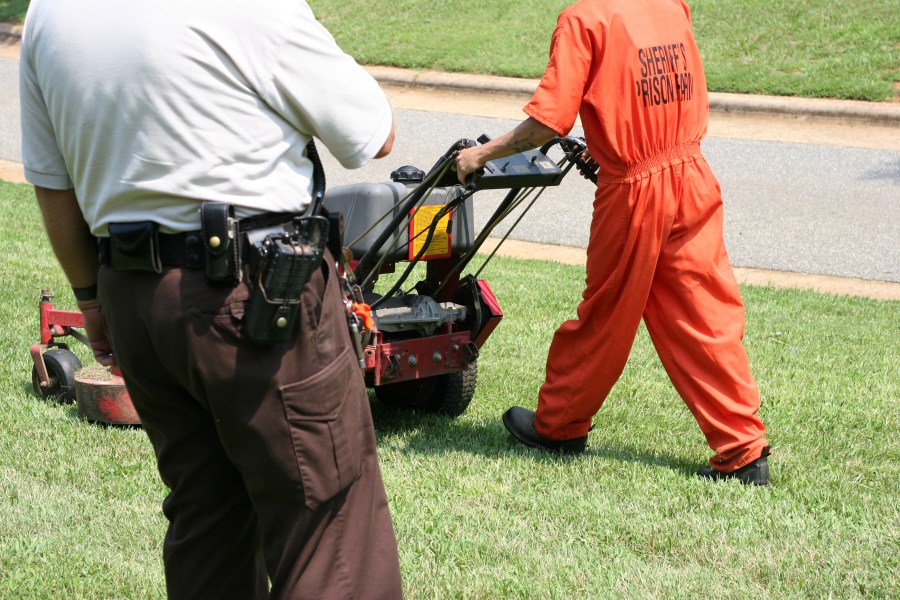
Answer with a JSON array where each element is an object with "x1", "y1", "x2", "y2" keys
[
  {"x1": 308, "y1": 0, "x2": 899, "y2": 102},
  {"x1": 1, "y1": 180, "x2": 897, "y2": 598}
]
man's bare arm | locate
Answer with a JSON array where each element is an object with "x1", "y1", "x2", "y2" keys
[
  {"x1": 34, "y1": 186, "x2": 98, "y2": 288},
  {"x1": 374, "y1": 116, "x2": 396, "y2": 159},
  {"x1": 456, "y1": 117, "x2": 558, "y2": 183},
  {"x1": 35, "y1": 186, "x2": 115, "y2": 365}
]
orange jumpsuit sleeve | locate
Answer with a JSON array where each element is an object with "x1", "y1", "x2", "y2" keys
[
  {"x1": 524, "y1": 11, "x2": 594, "y2": 136},
  {"x1": 680, "y1": 0, "x2": 693, "y2": 22}
]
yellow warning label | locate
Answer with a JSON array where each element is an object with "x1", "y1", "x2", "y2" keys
[{"x1": 409, "y1": 205, "x2": 452, "y2": 260}]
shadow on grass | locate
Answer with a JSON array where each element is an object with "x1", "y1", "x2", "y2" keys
[
  {"x1": 64, "y1": 406, "x2": 143, "y2": 430},
  {"x1": 369, "y1": 398, "x2": 699, "y2": 476},
  {"x1": 25, "y1": 383, "x2": 699, "y2": 478}
]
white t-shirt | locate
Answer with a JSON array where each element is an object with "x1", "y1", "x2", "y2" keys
[{"x1": 19, "y1": 0, "x2": 393, "y2": 234}]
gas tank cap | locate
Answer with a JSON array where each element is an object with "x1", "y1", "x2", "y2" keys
[{"x1": 390, "y1": 165, "x2": 425, "y2": 183}]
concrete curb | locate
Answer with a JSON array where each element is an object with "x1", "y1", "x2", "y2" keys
[
  {"x1": 0, "y1": 22, "x2": 21, "y2": 37},
  {"x1": 3, "y1": 21, "x2": 898, "y2": 124},
  {"x1": 707, "y1": 91, "x2": 900, "y2": 124}
]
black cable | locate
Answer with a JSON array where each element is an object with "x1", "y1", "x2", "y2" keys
[
  {"x1": 369, "y1": 192, "x2": 470, "y2": 309},
  {"x1": 353, "y1": 155, "x2": 454, "y2": 284}
]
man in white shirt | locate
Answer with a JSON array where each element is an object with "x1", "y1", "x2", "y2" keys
[{"x1": 20, "y1": 1, "x2": 403, "y2": 597}]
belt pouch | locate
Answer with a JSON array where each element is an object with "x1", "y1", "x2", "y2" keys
[
  {"x1": 244, "y1": 216, "x2": 329, "y2": 344},
  {"x1": 201, "y1": 202, "x2": 241, "y2": 283},
  {"x1": 107, "y1": 221, "x2": 162, "y2": 273}
]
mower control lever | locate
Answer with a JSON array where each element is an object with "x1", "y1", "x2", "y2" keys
[
  {"x1": 459, "y1": 133, "x2": 564, "y2": 191},
  {"x1": 475, "y1": 145, "x2": 563, "y2": 190},
  {"x1": 434, "y1": 137, "x2": 564, "y2": 192},
  {"x1": 552, "y1": 136, "x2": 598, "y2": 184},
  {"x1": 461, "y1": 138, "x2": 481, "y2": 191}
]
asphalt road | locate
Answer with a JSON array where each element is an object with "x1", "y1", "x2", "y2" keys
[
  {"x1": 314, "y1": 108, "x2": 900, "y2": 284},
  {"x1": 0, "y1": 57, "x2": 18, "y2": 161},
  {"x1": 2, "y1": 49, "x2": 899, "y2": 285}
]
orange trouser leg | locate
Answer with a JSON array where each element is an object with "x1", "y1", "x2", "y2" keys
[
  {"x1": 642, "y1": 159, "x2": 768, "y2": 471},
  {"x1": 534, "y1": 170, "x2": 677, "y2": 441}
]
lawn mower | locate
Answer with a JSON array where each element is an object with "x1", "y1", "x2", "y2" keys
[
  {"x1": 29, "y1": 134, "x2": 593, "y2": 424},
  {"x1": 30, "y1": 290, "x2": 138, "y2": 425},
  {"x1": 325, "y1": 134, "x2": 594, "y2": 416}
]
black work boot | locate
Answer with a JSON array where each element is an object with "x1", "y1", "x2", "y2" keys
[
  {"x1": 502, "y1": 406, "x2": 588, "y2": 454},
  {"x1": 697, "y1": 446, "x2": 771, "y2": 486}
]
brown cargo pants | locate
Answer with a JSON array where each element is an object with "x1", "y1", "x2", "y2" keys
[{"x1": 98, "y1": 256, "x2": 402, "y2": 599}]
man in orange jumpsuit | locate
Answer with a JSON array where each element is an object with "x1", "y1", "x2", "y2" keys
[{"x1": 457, "y1": 0, "x2": 771, "y2": 485}]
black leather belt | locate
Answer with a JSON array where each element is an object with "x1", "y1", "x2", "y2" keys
[
  {"x1": 97, "y1": 212, "x2": 299, "y2": 269},
  {"x1": 97, "y1": 231, "x2": 205, "y2": 268}
]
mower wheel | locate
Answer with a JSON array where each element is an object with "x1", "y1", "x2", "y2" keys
[
  {"x1": 374, "y1": 362, "x2": 478, "y2": 417},
  {"x1": 32, "y1": 348, "x2": 82, "y2": 405}
]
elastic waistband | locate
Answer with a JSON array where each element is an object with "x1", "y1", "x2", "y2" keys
[{"x1": 601, "y1": 142, "x2": 703, "y2": 184}]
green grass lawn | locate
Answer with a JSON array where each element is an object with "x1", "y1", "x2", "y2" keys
[
  {"x1": 0, "y1": 0, "x2": 24, "y2": 22},
  {"x1": 1, "y1": 179, "x2": 897, "y2": 598},
  {"x1": 2, "y1": 0, "x2": 898, "y2": 101}
]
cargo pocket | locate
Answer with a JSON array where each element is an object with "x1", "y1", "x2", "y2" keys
[{"x1": 279, "y1": 347, "x2": 363, "y2": 511}]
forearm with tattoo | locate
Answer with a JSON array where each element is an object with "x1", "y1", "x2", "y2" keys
[
  {"x1": 478, "y1": 117, "x2": 557, "y2": 166},
  {"x1": 509, "y1": 129, "x2": 542, "y2": 154},
  {"x1": 455, "y1": 116, "x2": 559, "y2": 182}
]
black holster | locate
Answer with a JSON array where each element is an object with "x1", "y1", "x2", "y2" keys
[
  {"x1": 243, "y1": 216, "x2": 330, "y2": 344},
  {"x1": 200, "y1": 202, "x2": 242, "y2": 284}
]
